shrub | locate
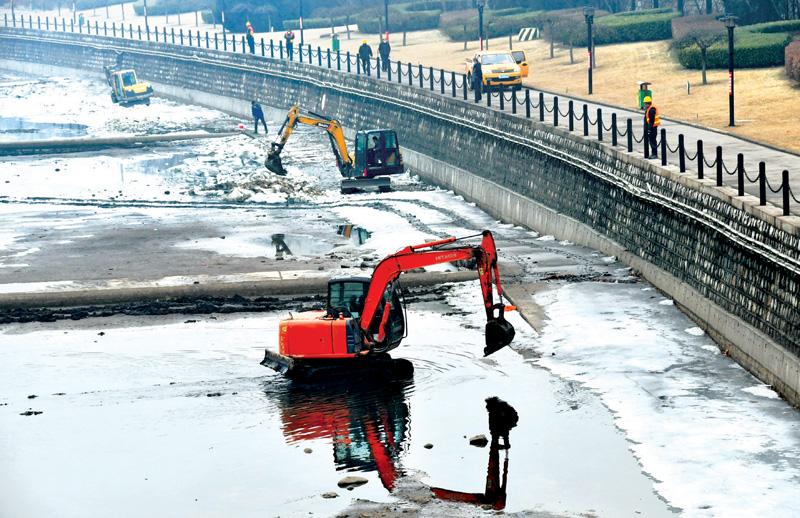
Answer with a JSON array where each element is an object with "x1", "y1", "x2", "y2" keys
[
  {"x1": 441, "y1": 9, "x2": 546, "y2": 41},
  {"x1": 593, "y1": 10, "x2": 676, "y2": 44},
  {"x1": 282, "y1": 16, "x2": 349, "y2": 30},
  {"x1": 677, "y1": 31, "x2": 791, "y2": 68},
  {"x1": 786, "y1": 40, "x2": 800, "y2": 81},
  {"x1": 742, "y1": 20, "x2": 800, "y2": 34},
  {"x1": 76, "y1": 0, "x2": 136, "y2": 9},
  {"x1": 201, "y1": 10, "x2": 214, "y2": 24},
  {"x1": 403, "y1": 0, "x2": 471, "y2": 12},
  {"x1": 357, "y1": 9, "x2": 440, "y2": 33},
  {"x1": 133, "y1": 0, "x2": 213, "y2": 17}
]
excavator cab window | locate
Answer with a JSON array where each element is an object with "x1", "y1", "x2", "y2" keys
[
  {"x1": 371, "y1": 281, "x2": 406, "y2": 348},
  {"x1": 121, "y1": 71, "x2": 137, "y2": 87},
  {"x1": 354, "y1": 131, "x2": 404, "y2": 177},
  {"x1": 327, "y1": 278, "x2": 369, "y2": 318}
]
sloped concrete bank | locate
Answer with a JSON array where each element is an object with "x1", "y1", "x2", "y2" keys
[{"x1": 0, "y1": 28, "x2": 798, "y2": 404}]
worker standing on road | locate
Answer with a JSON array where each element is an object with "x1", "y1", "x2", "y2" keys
[
  {"x1": 472, "y1": 57, "x2": 483, "y2": 103},
  {"x1": 378, "y1": 34, "x2": 391, "y2": 72},
  {"x1": 251, "y1": 100, "x2": 267, "y2": 135},
  {"x1": 643, "y1": 96, "x2": 660, "y2": 159},
  {"x1": 284, "y1": 30, "x2": 295, "y2": 60},
  {"x1": 358, "y1": 40, "x2": 373, "y2": 75},
  {"x1": 246, "y1": 21, "x2": 255, "y2": 54}
]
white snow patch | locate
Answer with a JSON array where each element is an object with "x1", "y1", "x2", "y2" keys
[
  {"x1": 658, "y1": 299, "x2": 674, "y2": 306},
  {"x1": 742, "y1": 385, "x2": 781, "y2": 400},
  {"x1": 685, "y1": 326, "x2": 705, "y2": 336}
]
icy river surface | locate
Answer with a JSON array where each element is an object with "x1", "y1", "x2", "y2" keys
[{"x1": 0, "y1": 70, "x2": 799, "y2": 518}]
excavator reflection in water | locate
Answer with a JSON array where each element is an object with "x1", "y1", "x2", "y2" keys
[{"x1": 268, "y1": 376, "x2": 518, "y2": 510}]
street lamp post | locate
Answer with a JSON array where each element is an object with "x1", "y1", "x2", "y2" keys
[
  {"x1": 584, "y1": 6, "x2": 594, "y2": 95},
  {"x1": 299, "y1": 0, "x2": 304, "y2": 45},
  {"x1": 722, "y1": 14, "x2": 737, "y2": 127},
  {"x1": 476, "y1": 0, "x2": 485, "y2": 51},
  {"x1": 384, "y1": 0, "x2": 390, "y2": 34},
  {"x1": 143, "y1": 0, "x2": 149, "y2": 33}
]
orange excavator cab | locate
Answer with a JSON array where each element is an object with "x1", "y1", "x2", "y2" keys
[{"x1": 262, "y1": 230, "x2": 515, "y2": 379}]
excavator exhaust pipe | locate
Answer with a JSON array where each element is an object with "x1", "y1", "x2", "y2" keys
[{"x1": 484, "y1": 304, "x2": 515, "y2": 356}]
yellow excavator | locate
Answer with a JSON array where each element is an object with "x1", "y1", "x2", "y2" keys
[
  {"x1": 265, "y1": 105, "x2": 404, "y2": 194},
  {"x1": 104, "y1": 65, "x2": 153, "y2": 106}
]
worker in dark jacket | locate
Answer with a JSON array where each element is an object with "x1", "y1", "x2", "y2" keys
[
  {"x1": 472, "y1": 57, "x2": 483, "y2": 103},
  {"x1": 284, "y1": 30, "x2": 295, "y2": 60},
  {"x1": 358, "y1": 40, "x2": 373, "y2": 75},
  {"x1": 643, "y1": 95, "x2": 660, "y2": 159},
  {"x1": 378, "y1": 36, "x2": 391, "y2": 72},
  {"x1": 246, "y1": 21, "x2": 255, "y2": 54},
  {"x1": 251, "y1": 100, "x2": 267, "y2": 134}
]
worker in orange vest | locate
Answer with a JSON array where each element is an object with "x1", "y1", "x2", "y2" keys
[{"x1": 643, "y1": 95, "x2": 661, "y2": 159}]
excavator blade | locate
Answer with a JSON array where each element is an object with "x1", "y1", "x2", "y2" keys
[
  {"x1": 484, "y1": 318, "x2": 515, "y2": 356},
  {"x1": 261, "y1": 349, "x2": 294, "y2": 374},
  {"x1": 265, "y1": 153, "x2": 288, "y2": 176}
]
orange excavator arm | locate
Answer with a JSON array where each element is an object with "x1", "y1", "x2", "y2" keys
[{"x1": 359, "y1": 230, "x2": 515, "y2": 356}]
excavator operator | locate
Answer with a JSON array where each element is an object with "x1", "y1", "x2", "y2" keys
[{"x1": 367, "y1": 135, "x2": 383, "y2": 167}]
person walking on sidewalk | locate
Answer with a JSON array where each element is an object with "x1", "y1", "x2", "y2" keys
[
  {"x1": 643, "y1": 96, "x2": 661, "y2": 159},
  {"x1": 251, "y1": 100, "x2": 267, "y2": 135},
  {"x1": 472, "y1": 57, "x2": 483, "y2": 103},
  {"x1": 246, "y1": 21, "x2": 255, "y2": 54},
  {"x1": 378, "y1": 35, "x2": 391, "y2": 72},
  {"x1": 284, "y1": 30, "x2": 295, "y2": 60},
  {"x1": 358, "y1": 40, "x2": 373, "y2": 75}
]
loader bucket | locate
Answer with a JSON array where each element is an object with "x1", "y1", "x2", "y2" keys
[
  {"x1": 484, "y1": 304, "x2": 515, "y2": 356},
  {"x1": 265, "y1": 153, "x2": 288, "y2": 176}
]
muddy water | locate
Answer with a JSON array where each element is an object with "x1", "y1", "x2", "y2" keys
[{"x1": 0, "y1": 286, "x2": 673, "y2": 518}]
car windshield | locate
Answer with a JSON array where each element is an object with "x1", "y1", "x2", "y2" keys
[{"x1": 481, "y1": 54, "x2": 514, "y2": 65}]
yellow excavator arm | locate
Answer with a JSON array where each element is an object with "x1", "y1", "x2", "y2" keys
[{"x1": 265, "y1": 105, "x2": 354, "y2": 176}]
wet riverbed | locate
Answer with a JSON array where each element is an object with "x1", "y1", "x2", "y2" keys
[{"x1": 1, "y1": 69, "x2": 799, "y2": 517}]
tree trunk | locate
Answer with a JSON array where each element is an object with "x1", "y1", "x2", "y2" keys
[
  {"x1": 701, "y1": 47, "x2": 708, "y2": 85},
  {"x1": 569, "y1": 42, "x2": 574, "y2": 64},
  {"x1": 705, "y1": 0, "x2": 712, "y2": 14},
  {"x1": 550, "y1": 37, "x2": 554, "y2": 58},
  {"x1": 678, "y1": 0, "x2": 685, "y2": 15}
]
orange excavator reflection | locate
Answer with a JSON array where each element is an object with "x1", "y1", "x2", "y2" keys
[
  {"x1": 269, "y1": 377, "x2": 519, "y2": 511},
  {"x1": 272, "y1": 377, "x2": 411, "y2": 491}
]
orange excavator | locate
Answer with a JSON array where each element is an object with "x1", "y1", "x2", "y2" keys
[{"x1": 260, "y1": 230, "x2": 516, "y2": 378}]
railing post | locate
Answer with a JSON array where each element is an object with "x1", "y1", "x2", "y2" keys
[
  {"x1": 499, "y1": 87, "x2": 505, "y2": 110},
  {"x1": 597, "y1": 109, "x2": 603, "y2": 141},
  {"x1": 70, "y1": 19, "x2": 74, "y2": 32},
  {"x1": 759, "y1": 162, "x2": 767, "y2": 205},
  {"x1": 327, "y1": 48, "x2": 331, "y2": 68},
  {"x1": 782, "y1": 170, "x2": 790, "y2": 216},
  {"x1": 716, "y1": 146, "x2": 723, "y2": 186},
  {"x1": 138, "y1": 25, "x2": 141, "y2": 40},
  {"x1": 408, "y1": 63, "x2": 412, "y2": 86},
  {"x1": 3, "y1": 14, "x2": 6, "y2": 28},
  {"x1": 230, "y1": 33, "x2": 234, "y2": 52},
  {"x1": 418, "y1": 64, "x2": 423, "y2": 88},
  {"x1": 583, "y1": 105, "x2": 589, "y2": 136},
  {"x1": 112, "y1": 22, "x2": 116, "y2": 37},
  {"x1": 270, "y1": 39, "x2": 274, "y2": 57},
  {"x1": 338, "y1": 50, "x2": 342, "y2": 70},
  {"x1": 429, "y1": 66, "x2": 434, "y2": 90},
  {"x1": 626, "y1": 119, "x2": 633, "y2": 152},
  {"x1": 487, "y1": 89, "x2": 492, "y2": 108},
  {"x1": 568, "y1": 101, "x2": 575, "y2": 131},
  {"x1": 309, "y1": 44, "x2": 313, "y2": 65},
  {"x1": 512, "y1": 89, "x2": 517, "y2": 115},
  {"x1": 678, "y1": 134, "x2": 686, "y2": 172},
  {"x1": 47, "y1": 17, "x2": 50, "y2": 31},
  {"x1": 318, "y1": 46, "x2": 322, "y2": 66},
  {"x1": 553, "y1": 97, "x2": 559, "y2": 126},
  {"x1": 377, "y1": 58, "x2": 381, "y2": 79},
  {"x1": 215, "y1": 33, "x2": 219, "y2": 50},
  {"x1": 660, "y1": 129, "x2": 667, "y2": 166},
  {"x1": 643, "y1": 120, "x2": 649, "y2": 158},
  {"x1": 129, "y1": 24, "x2": 133, "y2": 38},
  {"x1": 697, "y1": 140, "x2": 704, "y2": 179},
  {"x1": 440, "y1": 69, "x2": 445, "y2": 94},
  {"x1": 162, "y1": 27, "x2": 166, "y2": 43},
  {"x1": 37, "y1": 15, "x2": 40, "y2": 30},
  {"x1": 451, "y1": 71, "x2": 456, "y2": 97},
  {"x1": 737, "y1": 154, "x2": 745, "y2": 196},
  {"x1": 537, "y1": 92, "x2": 544, "y2": 121},
  {"x1": 525, "y1": 90, "x2": 531, "y2": 118},
  {"x1": 463, "y1": 74, "x2": 468, "y2": 100},
  {"x1": 278, "y1": 40, "x2": 283, "y2": 58},
  {"x1": 611, "y1": 113, "x2": 617, "y2": 146},
  {"x1": 347, "y1": 51, "x2": 352, "y2": 73},
  {"x1": 62, "y1": 18, "x2": 66, "y2": 32},
  {"x1": 207, "y1": 32, "x2": 211, "y2": 49},
  {"x1": 171, "y1": 28, "x2": 175, "y2": 45}
]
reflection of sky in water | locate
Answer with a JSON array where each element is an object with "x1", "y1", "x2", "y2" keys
[{"x1": 0, "y1": 117, "x2": 89, "y2": 142}]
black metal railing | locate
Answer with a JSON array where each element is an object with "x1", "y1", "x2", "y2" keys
[{"x1": 2, "y1": 13, "x2": 796, "y2": 216}]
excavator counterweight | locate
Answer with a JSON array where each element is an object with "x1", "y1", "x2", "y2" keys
[{"x1": 261, "y1": 230, "x2": 515, "y2": 379}]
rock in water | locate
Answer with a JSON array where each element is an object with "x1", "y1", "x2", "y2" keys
[
  {"x1": 423, "y1": 443, "x2": 434, "y2": 449},
  {"x1": 321, "y1": 492, "x2": 338, "y2": 499},
  {"x1": 303, "y1": 448, "x2": 313, "y2": 454},
  {"x1": 469, "y1": 434, "x2": 488, "y2": 447},
  {"x1": 337, "y1": 475, "x2": 368, "y2": 489}
]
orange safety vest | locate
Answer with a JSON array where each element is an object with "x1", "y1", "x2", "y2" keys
[{"x1": 645, "y1": 105, "x2": 661, "y2": 127}]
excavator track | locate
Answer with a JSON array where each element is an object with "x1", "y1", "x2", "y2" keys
[{"x1": 261, "y1": 349, "x2": 413, "y2": 381}]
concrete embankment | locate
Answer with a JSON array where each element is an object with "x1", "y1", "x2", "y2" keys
[
  {"x1": 0, "y1": 28, "x2": 798, "y2": 405},
  {"x1": 0, "y1": 130, "x2": 238, "y2": 155}
]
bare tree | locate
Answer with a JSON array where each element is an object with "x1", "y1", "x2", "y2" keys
[{"x1": 673, "y1": 16, "x2": 725, "y2": 85}]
